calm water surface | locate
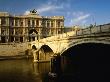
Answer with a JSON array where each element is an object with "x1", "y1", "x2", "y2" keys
[
  {"x1": 0, "y1": 59, "x2": 50, "y2": 82},
  {"x1": 0, "y1": 59, "x2": 79, "y2": 82}
]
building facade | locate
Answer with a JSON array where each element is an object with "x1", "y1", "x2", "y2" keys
[{"x1": 0, "y1": 9, "x2": 64, "y2": 43}]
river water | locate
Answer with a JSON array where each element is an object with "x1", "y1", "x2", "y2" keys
[{"x1": 0, "y1": 59, "x2": 79, "y2": 82}]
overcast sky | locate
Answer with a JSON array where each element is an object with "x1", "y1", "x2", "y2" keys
[{"x1": 0, "y1": 0, "x2": 110, "y2": 26}]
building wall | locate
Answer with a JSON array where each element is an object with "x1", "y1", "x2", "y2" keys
[{"x1": 0, "y1": 10, "x2": 64, "y2": 43}]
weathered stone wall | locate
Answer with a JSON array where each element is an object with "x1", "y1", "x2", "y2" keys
[{"x1": 0, "y1": 43, "x2": 28, "y2": 56}]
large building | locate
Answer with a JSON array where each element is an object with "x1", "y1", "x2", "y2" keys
[{"x1": 0, "y1": 9, "x2": 64, "y2": 43}]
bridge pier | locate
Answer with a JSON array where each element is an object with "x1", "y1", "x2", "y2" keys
[{"x1": 33, "y1": 50, "x2": 39, "y2": 62}]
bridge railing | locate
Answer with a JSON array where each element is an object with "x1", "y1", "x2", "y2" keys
[{"x1": 76, "y1": 23, "x2": 110, "y2": 36}]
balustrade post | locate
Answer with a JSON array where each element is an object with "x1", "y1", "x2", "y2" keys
[
  {"x1": 76, "y1": 30, "x2": 77, "y2": 36},
  {"x1": 109, "y1": 26, "x2": 110, "y2": 32},
  {"x1": 82, "y1": 29, "x2": 83, "y2": 35},
  {"x1": 90, "y1": 27, "x2": 92, "y2": 34},
  {"x1": 100, "y1": 25, "x2": 102, "y2": 33}
]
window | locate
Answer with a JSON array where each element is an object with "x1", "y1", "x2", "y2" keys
[
  {"x1": 12, "y1": 20, "x2": 14, "y2": 26},
  {"x1": 47, "y1": 21, "x2": 50, "y2": 27},
  {"x1": 10, "y1": 19, "x2": 14, "y2": 26},
  {"x1": 58, "y1": 21, "x2": 60, "y2": 27},
  {"x1": 20, "y1": 19, "x2": 23, "y2": 26},
  {"x1": 28, "y1": 20, "x2": 30, "y2": 27},
  {"x1": 10, "y1": 28, "x2": 14, "y2": 35},
  {"x1": 1, "y1": 17, "x2": 6, "y2": 25},
  {"x1": 1, "y1": 29, "x2": 5, "y2": 35},
  {"x1": 51, "y1": 21, "x2": 53, "y2": 27},
  {"x1": 19, "y1": 29, "x2": 23, "y2": 34},
  {"x1": 32, "y1": 20, "x2": 35, "y2": 27},
  {"x1": 20, "y1": 21, "x2": 23, "y2": 26},
  {"x1": 36, "y1": 20, "x2": 39, "y2": 26},
  {"x1": 15, "y1": 19, "x2": 18, "y2": 26},
  {"x1": 15, "y1": 28, "x2": 19, "y2": 35}
]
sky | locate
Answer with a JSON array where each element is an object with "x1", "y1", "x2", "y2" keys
[{"x1": 0, "y1": 0, "x2": 110, "y2": 27}]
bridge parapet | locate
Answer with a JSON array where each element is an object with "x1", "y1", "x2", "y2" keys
[
  {"x1": 38, "y1": 31, "x2": 76, "y2": 42},
  {"x1": 77, "y1": 24, "x2": 110, "y2": 35}
]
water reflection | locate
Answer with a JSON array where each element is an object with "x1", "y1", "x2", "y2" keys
[
  {"x1": 33, "y1": 62, "x2": 51, "y2": 82},
  {"x1": 0, "y1": 59, "x2": 78, "y2": 82},
  {"x1": 0, "y1": 59, "x2": 50, "y2": 82}
]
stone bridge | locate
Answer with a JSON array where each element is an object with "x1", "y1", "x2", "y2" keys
[{"x1": 28, "y1": 23, "x2": 110, "y2": 62}]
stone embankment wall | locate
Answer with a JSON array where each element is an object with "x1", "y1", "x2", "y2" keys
[{"x1": 0, "y1": 43, "x2": 28, "y2": 56}]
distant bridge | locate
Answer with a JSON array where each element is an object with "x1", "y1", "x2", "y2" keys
[{"x1": 28, "y1": 23, "x2": 110, "y2": 62}]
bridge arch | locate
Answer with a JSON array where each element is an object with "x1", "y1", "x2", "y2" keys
[
  {"x1": 40, "y1": 45, "x2": 54, "y2": 53},
  {"x1": 38, "y1": 45, "x2": 54, "y2": 61},
  {"x1": 32, "y1": 45, "x2": 37, "y2": 50},
  {"x1": 61, "y1": 38, "x2": 110, "y2": 55},
  {"x1": 60, "y1": 41, "x2": 110, "y2": 80}
]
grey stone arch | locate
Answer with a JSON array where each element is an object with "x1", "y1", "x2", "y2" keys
[
  {"x1": 38, "y1": 45, "x2": 54, "y2": 61},
  {"x1": 60, "y1": 41, "x2": 110, "y2": 80},
  {"x1": 29, "y1": 29, "x2": 38, "y2": 42}
]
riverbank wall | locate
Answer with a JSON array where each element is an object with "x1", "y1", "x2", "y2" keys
[{"x1": 0, "y1": 43, "x2": 28, "y2": 57}]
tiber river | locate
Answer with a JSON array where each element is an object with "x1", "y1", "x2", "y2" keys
[
  {"x1": 1, "y1": 43, "x2": 110, "y2": 81},
  {"x1": 0, "y1": 59, "x2": 79, "y2": 82}
]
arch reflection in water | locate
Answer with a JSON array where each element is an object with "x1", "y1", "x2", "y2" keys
[
  {"x1": 32, "y1": 62, "x2": 51, "y2": 80},
  {"x1": 33, "y1": 62, "x2": 50, "y2": 75}
]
